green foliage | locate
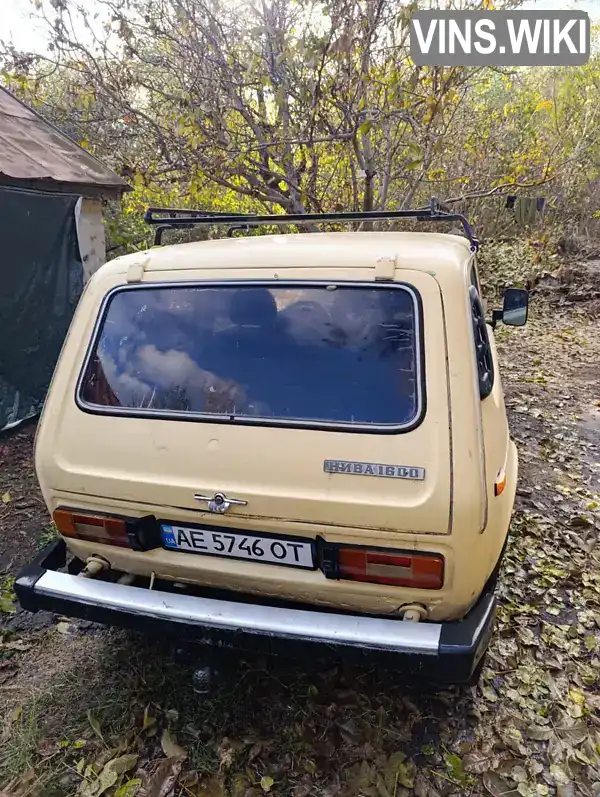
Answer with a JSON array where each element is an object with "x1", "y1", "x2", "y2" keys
[
  {"x1": 37, "y1": 522, "x2": 59, "y2": 551},
  {"x1": 477, "y1": 240, "x2": 551, "y2": 300},
  {"x1": 0, "y1": 575, "x2": 16, "y2": 614},
  {"x1": 3, "y1": 0, "x2": 599, "y2": 254}
]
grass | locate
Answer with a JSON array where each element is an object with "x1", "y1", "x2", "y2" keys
[
  {"x1": 36, "y1": 523, "x2": 59, "y2": 552},
  {"x1": 1, "y1": 632, "x2": 271, "y2": 786},
  {"x1": 1, "y1": 698, "x2": 41, "y2": 779},
  {"x1": 0, "y1": 575, "x2": 16, "y2": 613},
  {"x1": 0, "y1": 627, "x2": 453, "y2": 795}
]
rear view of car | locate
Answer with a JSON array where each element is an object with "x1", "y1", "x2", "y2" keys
[{"x1": 16, "y1": 211, "x2": 523, "y2": 684}]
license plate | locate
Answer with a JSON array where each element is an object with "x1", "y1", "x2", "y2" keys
[{"x1": 160, "y1": 523, "x2": 315, "y2": 569}]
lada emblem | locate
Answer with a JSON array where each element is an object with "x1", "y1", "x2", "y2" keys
[{"x1": 193, "y1": 492, "x2": 248, "y2": 513}]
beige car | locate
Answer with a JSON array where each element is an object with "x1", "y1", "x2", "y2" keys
[{"x1": 16, "y1": 205, "x2": 529, "y2": 683}]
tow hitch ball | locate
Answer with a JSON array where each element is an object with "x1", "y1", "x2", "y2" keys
[
  {"x1": 192, "y1": 666, "x2": 214, "y2": 694},
  {"x1": 174, "y1": 646, "x2": 224, "y2": 694}
]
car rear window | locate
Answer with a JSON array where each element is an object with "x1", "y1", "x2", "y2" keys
[{"x1": 78, "y1": 283, "x2": 423, "y2": 430}]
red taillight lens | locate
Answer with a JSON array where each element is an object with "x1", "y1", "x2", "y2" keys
[
  {"x1": 337, "y1": 547, "x2": 444, "y2": 589},
  {"x1": 53, "y1": 509, "x2": 131, "y2": 548}
]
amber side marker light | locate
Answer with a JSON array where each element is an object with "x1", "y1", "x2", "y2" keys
[
  {"x1": 53, "y1": 509, "x2": 132, "y2": 548},
  {"x1": 337, "y1": 548, "x2": 444, "y2": 589},
  {"x1": 494, "y1": 469, "x2": 507, "y2": 497}
]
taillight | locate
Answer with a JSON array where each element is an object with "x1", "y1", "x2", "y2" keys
[
  {"x1": 52, "y1": 509, "x2": 160, "y2": 550},
  {"x1": 336, "y1": 547, "x2": 444, "y2": 590}
]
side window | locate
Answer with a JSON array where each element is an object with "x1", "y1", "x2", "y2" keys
[
  {"x1": 469, "y1": 284, "x2": 494, "y2": 400},
  {"x1": 470, "y1": 262, "x2": 481, "y2": 294}
]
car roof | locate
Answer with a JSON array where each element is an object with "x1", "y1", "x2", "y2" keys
[{"x1": 104, "y1": 231, "x2": 474, "y2": 278}]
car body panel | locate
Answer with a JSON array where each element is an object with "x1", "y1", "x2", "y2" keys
[{"x1": 33, "y1": 231, "x2": 518, "y2": 623}]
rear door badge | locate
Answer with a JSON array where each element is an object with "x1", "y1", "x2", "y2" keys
[{"x1": 323, "y1": 460, "x2": 425, "y2": 480}]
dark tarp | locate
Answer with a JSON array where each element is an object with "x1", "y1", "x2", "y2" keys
[{"x1": 0, "y1": 187, "x2": 83, "y2": 430}]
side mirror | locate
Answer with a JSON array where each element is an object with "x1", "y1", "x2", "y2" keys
[
  {"x1": 503, "y1": 288, "x2": 529, "y2": 326},
  {"x1": 491, "y1": 288, "x2": 529, "y2": 328}
]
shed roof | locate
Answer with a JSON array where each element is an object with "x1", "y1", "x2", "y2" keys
[{"x1": 0, "y1": 86, "x2": 130, "y2": 199}]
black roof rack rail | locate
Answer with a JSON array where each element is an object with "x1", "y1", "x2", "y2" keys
[{"x1": 144, "y1": 198, "x2": 479, "y2": 250}]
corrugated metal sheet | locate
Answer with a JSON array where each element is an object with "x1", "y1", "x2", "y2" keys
[{"x1": 0, "y1": 86, "x2": 129, "y2": 196}]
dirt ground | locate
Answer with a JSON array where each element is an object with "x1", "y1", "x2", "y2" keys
[
  {"x1": 0, "y1": 422, "x2": 49, "y2": 574},
  {"x1": 0, "y1": 281, "x2": 599, "y2": 797}
]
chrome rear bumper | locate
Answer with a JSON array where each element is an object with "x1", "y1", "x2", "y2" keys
[
  {"x1": 15, "y1": 541, "x2": 497, "y2": 683},
  {"x1": 30, "y1": 570, "x2": 443, "y2": 653}
]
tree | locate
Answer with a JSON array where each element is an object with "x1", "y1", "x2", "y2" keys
[
  {"x1": 1, "y1": 0, "x2": 520, "y2": 216},
  {"x1": 4, "y1": 0, "x2": 600, "y2": 249}
]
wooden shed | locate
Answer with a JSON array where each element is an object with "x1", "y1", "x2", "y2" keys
[
  {"x1": 0, "y1": 85, "x2": 129, "y2": 277},
  {"x1": 0, "y1": 85, "x2": 130, "y2": 430}
]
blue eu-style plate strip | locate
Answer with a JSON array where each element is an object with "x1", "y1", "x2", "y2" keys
[{"x1": 161, "y1": 524, "x2": 177, "y2": 548}]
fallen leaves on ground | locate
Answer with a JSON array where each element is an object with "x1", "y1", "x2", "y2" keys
[
  {"x1": 160, "y1": 729, "x2": 187, "y2": 761},
  {"x1": 140, "y1": 757, "x2": 183, "y2": 797},
  {"x1": 77, "y1": 754, "x2": 138, "y2": 797},
  {"x1": 1, "y1": 287, "x2": 600, "y2": 797}
]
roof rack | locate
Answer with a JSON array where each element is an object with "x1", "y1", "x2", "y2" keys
[{"x1": 144, "y1": 197, "x2": 479, "y2": 250}]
